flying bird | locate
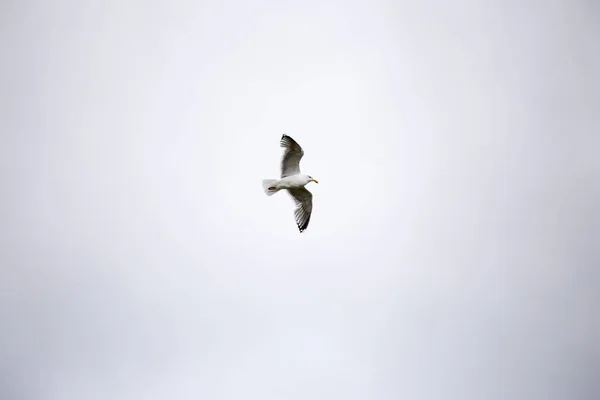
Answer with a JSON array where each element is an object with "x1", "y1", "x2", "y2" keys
[{"x1": 262, "y1": 134, "x2": 319, "y2": 233}]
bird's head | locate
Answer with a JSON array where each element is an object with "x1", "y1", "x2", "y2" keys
[{"x1": 307, "y1": 175, "x2": 319, "y2": 184}]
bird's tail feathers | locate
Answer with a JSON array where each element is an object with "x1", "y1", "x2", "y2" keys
[{"x1": 262, "y1": 179, "x2": 279, "y2": 196}]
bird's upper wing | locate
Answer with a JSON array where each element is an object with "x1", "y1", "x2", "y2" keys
[
  {"x1": 280, "y1": 134, "x2": 304, "y2": 178},
  {"x1": 287, "y1": 187, "x2": 313, "y2": 233}
]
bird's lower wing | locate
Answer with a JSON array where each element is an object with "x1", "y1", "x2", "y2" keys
[{"x1": 287, "y1": 187, "x2": 313, "y2": 233}]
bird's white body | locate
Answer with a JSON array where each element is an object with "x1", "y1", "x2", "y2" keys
[
  {"x1": 261, "y1": 174, "x2": 312, "y2": 196},
  {"x1": 272, "y1": 174, "x2": 312, "y2": 190}
]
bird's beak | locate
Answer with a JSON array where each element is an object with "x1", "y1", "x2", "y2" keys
[{"x1": 313, "y1": 179, "x2": 319, "y2": 184}]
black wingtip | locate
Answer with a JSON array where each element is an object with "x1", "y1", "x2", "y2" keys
[
  {"x1": 280, "y1": 134, "x2": 292, "y2": 147},
  {"x1": 281, "y1": 134, "x2": 300, "y2": 150},
  {"x1": 296, "y1": 215, "x2": 310, "y2": 233}
]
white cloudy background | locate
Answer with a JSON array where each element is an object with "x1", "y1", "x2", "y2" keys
[{"x1": 1, "y1": 1, "x2": 599, "y2": 399}]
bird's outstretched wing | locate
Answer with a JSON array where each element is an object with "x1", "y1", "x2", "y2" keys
[
  {"x1": 287, "y1": 187, "x2": 313, "y2": 233},
  {"x1": 280, "y1": 134, "x2": 304, "y2": 178}
]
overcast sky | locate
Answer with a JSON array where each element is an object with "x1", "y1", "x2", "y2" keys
[{"x1": 1, "y1": 1, "x2": 599, "y2": 399}]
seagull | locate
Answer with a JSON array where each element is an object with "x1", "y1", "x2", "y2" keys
[{"x1": 262, "y1": 134, "x2": 319, "y2": 233}]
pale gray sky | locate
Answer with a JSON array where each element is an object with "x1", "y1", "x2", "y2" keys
[{"x1": 1, "y1": 1, "x2": 599, "y2": 399}]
